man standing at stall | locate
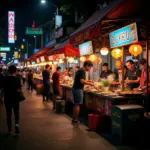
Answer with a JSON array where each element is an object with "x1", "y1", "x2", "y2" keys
[
  {"x1": 125, "y1": 60, "x2": 141, "y2": 90},
  {"x1": 52, "y1": 66, "x2": 61, "y2": 110},
  {"x1": 100, "y1": 63, "x2": 112, "y2": 79},
  {"x1": 72, "y1": 60, "x2": 93, "y2": 125},
  {"x1": 42, "y1": 65, "x2": 51, "y2": 102}
]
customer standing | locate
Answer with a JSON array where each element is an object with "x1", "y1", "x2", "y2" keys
[
  {"x1": 27, "y1": 70, "x2": 33, "y2": 92},
  {"x1": 0, "y1": 65, "x2": 22, "y2": 135},
  {"x1": 52, "y1": 66, "x2": 61, "y2": 110},
  {"x1": 72, "y1": 60, "x2": 93, "y2": 125},
  {"x1": 42, "y1": 65, "x2": 51, "y2": 101}
]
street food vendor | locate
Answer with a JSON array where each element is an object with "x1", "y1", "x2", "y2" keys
[
  {"x1": 68, "y1": 67, "x2": 74, "y2": 77},
  {"x1": 100, "y1": 63, "x2": 112, "y2": 79},
  {"x1": 125, "y1": 60, "x2": 141, "y2": 90},
  {"x1": 139, "y1": 58, "x2": 150, "y2": 93}
]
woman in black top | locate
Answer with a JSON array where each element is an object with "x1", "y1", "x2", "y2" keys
[{"x1": 2, "y1": 65, "x2": 22, "y2": 135}]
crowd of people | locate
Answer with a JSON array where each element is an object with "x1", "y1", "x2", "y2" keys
[{"x1": 0, "y1": 57, "x2": 150, "y2": 134}]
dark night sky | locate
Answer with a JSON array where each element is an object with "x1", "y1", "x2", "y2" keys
[{"x1": 0, "y1": 0, "x2": 58, "y2": 44}]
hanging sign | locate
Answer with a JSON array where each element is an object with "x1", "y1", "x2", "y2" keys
[
  {"x1": 8, "y1": 11, "x2": 15, "y2": 43},
  {"x1": 0, "y1": 47, "x2": 10, "y2": 52},
  {"x1": 109, "y1": 23, "x2": 138, "y2": 48},
  {"x1": 79, "y1": 41, "x2": 93, "y2": 56}
]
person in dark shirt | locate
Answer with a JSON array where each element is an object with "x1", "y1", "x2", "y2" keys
[
  {"x1": 28, "y1": 70, "x2": 33, "y2": 92},
  {"x1": 1, "y1": 65, "x2": 22, "y2": 135},
  {"x1": 52, "y1": 66, "x2": 61, "y2": 110},
  {"x1": 100, "y1": 63, "x2": 112, "y2": 79},
  {"x1": 72, "y1": 60, "x2": 93, "y2": 125},
  {"x1": 42, "y1": 65, "x2": 51, "y2": 101},
  {"x1": 125, "y1": 60, "x2": 141, "y2": 90},
  {"x1": 0, "y1": 68, "x2": 4, "y2": 101}
]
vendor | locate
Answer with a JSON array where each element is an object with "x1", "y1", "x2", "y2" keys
[
  {"x1": 68, "y1": 67, "x2": 74, "y2": 77},
  {"x1": 125, "y1": 60, "x2": 141, "y2": 90},
  {"x1": 100, "y1": 63, "x2": 112, "y2": 79},
  {"x1": 139, "y1": 58, "x2": 150, "y2": 92}
]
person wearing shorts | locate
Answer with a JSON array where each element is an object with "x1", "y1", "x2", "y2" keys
[
  {"x1": 52, "y1": 66, "x2": 61, "y2": 110},
  {"x1": 72, "y1": 60, "x2": 93, "y2": 125}
]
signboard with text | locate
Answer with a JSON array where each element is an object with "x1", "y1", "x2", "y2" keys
[
  {"x1": 8, "y1": 11, "x2": 15, "y2": 43},
  {"x1": 109, "y1": 23, "x2": 138, "y2": 48},
  {"x1": 55, "y1": 15, "x2": 62, "y2": 29},
  {"x1": 79, "y1": 41, "x2": 93, "y2": 56},
  {"x1": 0, "y1": 47, "x2": 10, "y2": 52},
  {"x1": 26, "y1": 28, "x2": 43, "y2": 35}
]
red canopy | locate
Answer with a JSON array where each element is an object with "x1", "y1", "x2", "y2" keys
[{"x1": 47, "y1": 40, "x2": 79, "y2": 57}]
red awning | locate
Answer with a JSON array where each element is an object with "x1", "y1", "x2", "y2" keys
[
  {"x1": 47, "y1": 40, "x2": 79, "y2": 57},
  {"x1": 69, "y1": 0, "x2": 124, "y2": 45}
]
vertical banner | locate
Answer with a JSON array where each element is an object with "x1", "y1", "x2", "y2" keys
[
  {"x1": 8, "y1": 11, "x2": 15, "y2": 43},
  {"x1": 14, "y1": 51, "x2": 18, "y2": 58}
]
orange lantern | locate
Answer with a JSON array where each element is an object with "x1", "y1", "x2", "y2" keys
[
  {"x1": 115, "y1": 60, "x2": 122, "y2": 68},
  {"x1": 80, "y1": 56, "x2": 86, "y2": 62},
  {"x1": 129, "y1": 44, "x2": 142, "y2": 57},
  {"x1": 89, "y1": 54, "x2": 97, "y2": 62},
  {"x1": 111, "y1": 48, "x2": 123, "y2": 59},
  {"x1": 100, "y1": 47, "x2": 109, "y2": 56}
]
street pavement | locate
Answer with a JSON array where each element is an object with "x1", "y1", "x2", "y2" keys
[{"x1": 0, "y1": 88, "x2": 137, "y2": 150}]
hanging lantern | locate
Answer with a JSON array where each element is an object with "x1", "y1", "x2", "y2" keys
[
  {"x1": 80, "y1": 56, "x2": 86, "y2": 62},
  {"x1": 68, "y1": 57, "x2": 74, "y2": 63},
  {"x1": 59, "y1": 59, "x2": 64, "y2": 64},
  {"x1": 111, "y1": 48, "x2": 123, "y2": 59},
  {"x1": 89, "y1": 54, "x2": 97, "y2": 62},
  {"x1": 129, "y1": 44, "x2": 142, "y2": 57},
  {"x1": 100, "y1": 47, "x2": 109, "y2": 56}
]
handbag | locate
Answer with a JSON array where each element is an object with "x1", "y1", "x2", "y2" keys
[{"x1": 18, "y1": 91, "x2": 25, "y2": 102}]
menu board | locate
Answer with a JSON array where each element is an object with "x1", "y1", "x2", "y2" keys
[
  {"x1": 79, "y1": 41, "x2": 93, "y2": 56},
  {"x1": 40, "y1": 56, "x2": 45, "y2": 62},
  {"x1": 36, "y1": 58, "x2": 40, "y2": 63},
  {"x1": 48, "y1": 56, "x2": 53, "y2": 61},
  {"x1": 109, "y1": 23, "x2": 138, "y2": 48}
]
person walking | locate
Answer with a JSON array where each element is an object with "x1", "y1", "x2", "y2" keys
[
  {"x1": 22, "y1": 69, "x2": 26, "y2": 85},
  {"x1": 42, "y1": 65, "x2": 51, "y2": 101},
  {"x1": 0, "y1": 65, "x2": 22, "y2": 135},
  {"x1": 27, "y1": 70, "x2": 33, "y2": 92},
  {"x1": 72, "y1": 60, "x2": 93, "y2": 125}
]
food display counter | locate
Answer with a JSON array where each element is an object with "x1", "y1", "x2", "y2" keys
[{"x1": 60, "y1": 84, "x2": 144, "y2": 116}]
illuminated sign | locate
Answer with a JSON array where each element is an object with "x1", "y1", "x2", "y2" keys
[
  {"x1": 0, "y1": 47, "x2": 10, "y2": 52},
  {"x1": 34, "y1": 48, "x2": 39, "y2": 53},
  {"x1": 40, "y1": 56, "x2": 45, "y2": 62},
  {"x1": 14, "y1": 51, "x2": 18, "y2": 58},
  {"x1": 14, "y1": 59, "x2": 18, "y2": 64},
  {"x1": 26, "y1": 28, "x2": 43, "y2": 35},
  {"x1": 8, "y1": 11, "x2": 15, "y2": 43},
  {"x1": 36, "y1": 58, "x2": 40, "y2": 63},
  {"x1": 109, "y1": 23, "x2": 138, "y2": 48},
  {"x1": 55, "y1": 15, "x2": 62, "y2": 29},
  {"x1": 79, "y1": 41, "x2": 93, "y2": 56}
]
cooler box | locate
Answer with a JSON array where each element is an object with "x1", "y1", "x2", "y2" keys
[
  {"x1": 88, "y1": 114, "x2": 100, "y2": 131},
  {"x1": 111, "y1": 105, "x2": 144, "y2": 143}
]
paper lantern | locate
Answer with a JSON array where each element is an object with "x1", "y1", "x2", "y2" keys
[
  {"x1": 111, "y1": 48, "x2": 123, "y2": 59},
  {"x1": 80, "y1": 56, "x2": 86, "y2": 62},
  {"x1": 59, "y1": 59, "x2": 64, "y2": 64},
  {"x1": 129, "y1": 44, "x2": 142, "y2": 57},
  {"x1": 100, "y1": 47, "x2": 109, "y2": 56},
  {"x1": 68, "y1": 57, "x2": 74, "y2": 63},
  {"x1": 89, "y1": 54, "x2": 97, "y2": 62}
]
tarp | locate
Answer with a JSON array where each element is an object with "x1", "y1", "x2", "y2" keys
[
  {"x1": 47, "y1": 40, "x2": 79, "y2": 57},
  {"x1": 69, "y1": 0, "x2": 124, "y2": 45}
]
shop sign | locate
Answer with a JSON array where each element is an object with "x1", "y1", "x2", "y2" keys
[
  {"x1": 0, "y1": 47, "x2": 10, "y2": 52},
  {"x1": 8, "y1": 11, "x2": 15, "y2": 43},
  {"x1": 79, "y1": 41, "x2": 93, "y2": 56},
  {"x1": 40, "y1": 56, "x2": 45, "y2": 62},
  {"x1": 36, "y1": 58, "x2": 40, "y2": 63},
  {"x1": 48, "y1": 56, "x2": 53, "y2": 61},
  {"x1": 109, "y1": 23, "x2": 138, "y2": 48},
  {"x1": 14, "y1": 51, "x2": 18, "y2": 58},
  {"x1": 55, "y1": 15, "x2": 62, "y2": 29},
  {"x1": 26, "y1": 28, "x2": 43, "y2": 35}
]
